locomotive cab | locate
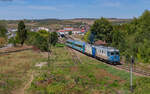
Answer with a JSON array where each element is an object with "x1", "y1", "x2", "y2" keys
[{"x1": 108, "y1": 50, "x2": 120, "y2": 64}]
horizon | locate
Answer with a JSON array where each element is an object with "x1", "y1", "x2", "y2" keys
[
  {"x1": 0, "y1": 17, "x2": 132, "y2": 21},
  {"x1": 0, "y1": 0, "x2": 149, "y2": 20}
]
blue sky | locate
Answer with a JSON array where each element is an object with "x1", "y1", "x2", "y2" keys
[{"x1": 0, "y1": 0, "x2": 150, "y2": 20}]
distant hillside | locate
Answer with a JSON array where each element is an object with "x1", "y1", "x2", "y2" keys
[
  {"x1": 67, "y1": 18, "x2": 131, "y2": 25},
  {"x1": 1, "y1": 18, "x2": 132, "y2": 29}
]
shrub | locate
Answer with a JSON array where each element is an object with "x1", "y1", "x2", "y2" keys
[{"x1": 0, "y1": 37, "x2": 6, "y2": 47}]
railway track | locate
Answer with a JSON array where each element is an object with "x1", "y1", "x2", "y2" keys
[
  {"x1": 66, "y1": 47, "x2": 81, "y2": 64},
  {"x1": 60, "y1": 36, "x2": 150, "y2": 77},
  {"x1": 115, "y1": 64, "x2": 150, "y2": 77}
]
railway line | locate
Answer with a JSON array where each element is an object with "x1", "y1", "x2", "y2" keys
[
  {"x1": 66, "y1": 47, "x2": 81, "y2": 64},
  {"x1": 115, "y1": 64, "x2": 150, "y2": 77},
  {"x1": 61, "y1": 36, "x2": 150, "y2": 77}
]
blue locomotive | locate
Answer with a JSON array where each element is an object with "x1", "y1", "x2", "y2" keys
[{"x1": 66, "y1": 39, "x2": 120, "y2": 64}]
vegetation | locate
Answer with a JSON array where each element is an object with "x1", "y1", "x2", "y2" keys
[
  {"x1": 84, "y1": 10, "x2": 150, "y2": 63},
  {"x1": 0, "y1": 22, "x2": 7, "y2": 39},
  {"x1": 17, "y1": 21, "x2": 27, "y2": 46},
  {"x1": 0, "y1": 21, "x2": 8, "y2": 47},
  {"x1": 0, "y1": 43, "x2": 150, "y2": 94},
  {"x1": 0, "y1": 37, "x2": 7, "y2": 47},
  {"x1": 90, "y1": 17, "x2": 113, "y2": 43},
  {"x1": 0, "y1": 50, "x2": 46, "y2": 94},
  {"x1": 26, "y1": 30, "x2": 58, "y2": 51},
  {"x1": 27, "y1": 46, "x2": 150, "y2": 94},
  {"x1": 68, "y1": 31, "x2": 72, "y2": 35}
]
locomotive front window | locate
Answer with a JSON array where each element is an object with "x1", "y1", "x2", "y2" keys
[
  {"x1": 116, "y1": 52, "x2": 119, "y2": 55},
  {"x1": 111, "y1": 52, "x2": 114, "y2": 55}
]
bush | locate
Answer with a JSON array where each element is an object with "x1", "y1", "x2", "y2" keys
[
  {"x1": 0, "y1": 37, "x2": 6, "y2": 48},
  {"x1": 133, "y1": 77, "x2": 150, "y2": 94},
  {"x1": 33, "y1": 33, "x2": 48, "y2": 51}
]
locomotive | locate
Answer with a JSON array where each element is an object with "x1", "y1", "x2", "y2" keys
[{"x1": 66, "y1": 39, "x2": 120, "y2": 64}]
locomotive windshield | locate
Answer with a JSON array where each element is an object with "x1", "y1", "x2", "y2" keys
[
  {"x1": 116, "y1": 52, "x2": 119, "y2": 55},
  {"x1": 111, "y1": 52, "x2": 114, "y2": 55}
]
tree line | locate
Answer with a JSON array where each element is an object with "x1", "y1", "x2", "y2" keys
[
  {"x1": 84, "y1": 10, "x2": 150, "y2": 63},
  {"x1": 0, "y1": 20, "x2": 58, "y2": 51}
]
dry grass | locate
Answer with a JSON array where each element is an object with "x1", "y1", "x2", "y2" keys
[
  {"x1": 28, "y1": 47, "x2": 130, "y2": 94},
  {"x1": 0, "y1": 50, "x2": 46, "y2": 94}
]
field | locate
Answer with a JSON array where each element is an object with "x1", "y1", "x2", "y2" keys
[
  {"x1": 0, "y1": 46, "x2": 150, "y2": 94},
  {"x1": 0, "y1": 50, "x2": 47, "y2": 94}
]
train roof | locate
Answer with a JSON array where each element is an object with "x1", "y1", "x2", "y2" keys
[
  {"x1": 94, "y1": 45, "x2": 119, "y2": 52},
  {"x1": 67, "y1": 39, "x2": 85, "y2": 45},
  {"x1": 66, "y1": 39, "x2": 74, "y2": 42}
]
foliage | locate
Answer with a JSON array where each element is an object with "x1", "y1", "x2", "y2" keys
[
  {"x1": 0, "y1": 21, "x2": 7, "y2": 39},
  {"x1": 84, "y1": 31, "x2": 92, "y2": 43},
  {"x1": 49, "y1": 32, "x2": 58, "y2": 46},
  {"x1": 25, "y1": 31, "x2": 58, "y2": 51},
  {"x1": 55, "y1": 43, "x2": 65, "y2": 47},
  {"x1": 84, "y1": 10, "x2": 150, "y2": 63},
  {"x1": 90, "y1": 17, "x2": 113, "y2": 43},
  {"x1": 133, "y1": 77, "x2": 150, "y2": 94},
  {"x1": 0, "y1": 37, "x2": 6, "y2": 47},
  {"x1": 17, "y1": 21, "x2": 27, "y2": 46},
  {"x1": 124, "y1": 10, "x2": 150, "y2": 63},
  {"x1": 68, "y1": 31, "x2": 72, "y2": 35},
  {"x1": 38, "y1": 30, "x2": 49, "y2": 38}
]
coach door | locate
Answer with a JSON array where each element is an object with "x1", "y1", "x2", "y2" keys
[{"x1": 92, "y1": 47, "x2": 96, "y2": 57}]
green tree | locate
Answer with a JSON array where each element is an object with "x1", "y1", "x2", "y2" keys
[
  {"x1": 38, "y1": 30, "x2": 49, "y2": 38},
  {"x1": 0, "y1": 22, "x2": 7, "y2": 39},
  {"x1": 90, "y1": 17, "x2": 113, "y2": 43},
  {"x1": 83, "y1": 31, "x2": 95, "y2": 43},
  {"x1": 17, "y1": 21, "x2": 27, "y2": 46},
  {"x1": 49, "y1": 32, "x2": 58, "y2": 46},
  {"x1": 68, "y1": 31, "x2": 72, "y2": 35},
  {"x1": 33, "y1": 33, "x2": 48, "y2": 51}
]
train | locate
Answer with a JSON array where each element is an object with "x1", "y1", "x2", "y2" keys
[{"x1": 66, "y1": 39, "x2": 120, "y2": 64}]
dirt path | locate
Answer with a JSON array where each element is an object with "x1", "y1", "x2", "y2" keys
[{"x1": 12, "y1": 73, "x2": 34, "y2": 94}]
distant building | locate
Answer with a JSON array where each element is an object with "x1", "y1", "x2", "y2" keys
[
  {"x1": 38, "y1": 27, "x2": 50, "y2": 32},
  {"x1": 7, "y1": 29, "x2": 17, "y2": 39},
  {"x1": 57, "y1": 27, "x2": 86, "y2": 35}
]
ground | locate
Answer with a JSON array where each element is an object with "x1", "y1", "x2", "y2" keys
[
  {"x1": 0, "y1": 50, "x2": 47, "y2": 94},
  {"x1": 0, "y1": 46, "x2": 150, "y2": 94}
]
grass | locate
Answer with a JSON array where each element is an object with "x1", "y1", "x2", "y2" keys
[
  {"x1": 1, "y1": 46, "x2": 150, "y2": 94},
  {"x1": 28, "y1": 46, "x2": 140, "y2": 94},
  {"x1": 0, "y1": 50, "x2": 46, "y2": 94}
]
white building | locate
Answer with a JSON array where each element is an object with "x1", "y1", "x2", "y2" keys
[{"x1": 38, "y1": 27, "x2": 50, "y2": 32}]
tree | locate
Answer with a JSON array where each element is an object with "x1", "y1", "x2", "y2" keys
[
  {"x1": 38, "y1": 30, "x2": 49, "y2": 38},
  {"x1": 0, "y1": 37, "x2": 6, "y2": 48},
  {"x1": 68, "y1": 31, "x2": 72, "y2": 35},
  {"x1": 33, "y1": 33, "x2": 48, "y2": 51},
  {"x1": 84, "y1": 31, "x2": 95, "y2": 44},
  {"x1": 0, "y1": 22, "x2": 7, "y2": 39},
  {"x1": 49, "y1": 32, "x2": 58, "y2": 46},
  {"x1": 90, "y1": 17, "x2": 113, "y2": 43},
  {"x1": 17, "y1": 21, "x2": 27, "y2": 46}
]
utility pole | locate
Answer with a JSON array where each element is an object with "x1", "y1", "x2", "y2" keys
[{"x1": 130, "y1": 56, "x2": 134, "y2": 93}]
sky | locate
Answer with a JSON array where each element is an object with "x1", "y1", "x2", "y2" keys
[{"x1": 0, "y1": 0, "x2": 150, "y2": 20}]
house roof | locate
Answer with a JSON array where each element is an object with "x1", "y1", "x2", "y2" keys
[{"x1": 94, "y1": 40, "x2": 107, "y2": 45}]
